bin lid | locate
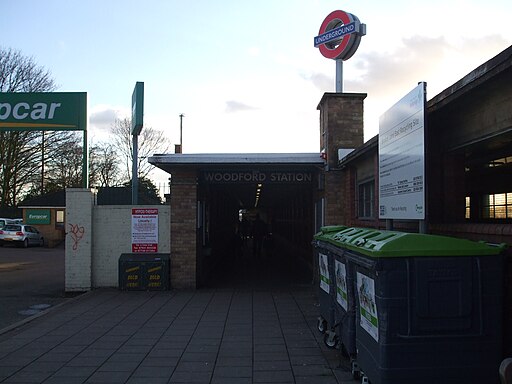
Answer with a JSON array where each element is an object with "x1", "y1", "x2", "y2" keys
[
  {"x1": 314, "y1": 225, "x2": 347, "y2": 241},
  {"x1": 332, "y1": 227, "x2": 380, "y2": 245},
  {"x1": 119, "y1": 253, "x2": 170, "y2": 261},
  {"x1": 314, "y1": 227, "x2": 379, "y2": 249},
  {"x1": 334, "y1": 229, "x2": 505, "y2": 257}
]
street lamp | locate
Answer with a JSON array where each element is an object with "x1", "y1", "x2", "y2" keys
[{"x1": 179, "y1": 113, "x2": 184, "y2": 149}]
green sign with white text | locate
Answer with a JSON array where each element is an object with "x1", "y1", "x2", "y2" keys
[
  {"x1": 26, "y1": 209, "x2": 51, "y2": 225},
  {"x1": 131, "y1": 82, "x2": 144, "y2": 135},
  {"x1": 0, "y1": 92, "x2": 88, "y2": 188},
  {"x1": 0, "y1": 92, "x2": 87, "y2": 131}
]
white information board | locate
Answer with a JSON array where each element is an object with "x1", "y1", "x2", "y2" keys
[
  {"x1": 379, "y1": 83, "x2": 426, "y2": 220},
  {"x1": 131, "y1": 208, "x2": 158, "y2": 253}
]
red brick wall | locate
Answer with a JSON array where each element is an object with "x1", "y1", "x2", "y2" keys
[
  {"x1": 324, "y1": 171, "x2": 344, "y2": 226},
  {"x1": 318, "y1": 93, "x2": 366, "y2": 168},
  {"x1": 170, "y1": 170, "x2": 197, "y2": 288},
  {"x1": 318, "y1": 93, "x2": 366, "y2": 225}
]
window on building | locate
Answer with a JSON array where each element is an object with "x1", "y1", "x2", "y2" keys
[
  {"x1": 358, "y1": 180, "x2": 375, "y2": 218},
  {"x1": 482, "y1": 193, "x2": 512, "y2": 219},
  {"x1": 465, "y1": 197, "x2": 470, "y2": 219},
  {"x1": 486, "y1": 156, "x2": 512, "y2": 168},
  {"x1": 56, "y1": 210, "x2": 65, "y2": 228}
]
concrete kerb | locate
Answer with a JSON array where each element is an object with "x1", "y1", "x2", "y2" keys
[{"x1": 0, "y1": 289, "x2": 94, "y2": 336}]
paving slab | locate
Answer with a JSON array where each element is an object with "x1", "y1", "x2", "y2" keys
[{"x1": 0, "y1": 287, "x2": 358, "y2": 383}]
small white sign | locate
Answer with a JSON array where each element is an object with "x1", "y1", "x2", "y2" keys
[
  {"x1": 319, "y1": 253, "x2": 330, "y2": 293},
  {"x1": 335, "y1": 260, "x2": 348, "y2": 311},
  {"x1": 357, "y1": 272, "x2": 379, "y2": 342}
]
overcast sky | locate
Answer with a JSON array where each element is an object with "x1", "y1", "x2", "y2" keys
[{"x1": 2, "y1": 0, "x2": 511, "y2": 183}]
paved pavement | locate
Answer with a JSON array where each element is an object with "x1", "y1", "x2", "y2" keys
[
  {"x1": 0, "y1": 286, "x2": 357, "y2": 384},
  {"x1": 0, "y1": 244, "x2": 67, "y2": 330}
]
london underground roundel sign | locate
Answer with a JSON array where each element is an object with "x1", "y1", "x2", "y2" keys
[{"x1": 314, "y1": 10, "x2": 366, "y2": 61}]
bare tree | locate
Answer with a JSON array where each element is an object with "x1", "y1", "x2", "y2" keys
[
  {"x1": 0, "y1": 47, "x2": 57, "y2": 207},
  {"x1": 89, "y1": 142, "x2": 122, "y2": 187},
  {"x1": 0, "y1": 47, "x2": 56, "y2": 92},
  {"x1": 110, "y1": 117, "x2": 172, "y2": 181},
  {"x1": 44, "y1": 133, "x2": 84, "y2": 190},
  {"x1": 21, "y1": 132, "x2": 86, "y2": 198}
]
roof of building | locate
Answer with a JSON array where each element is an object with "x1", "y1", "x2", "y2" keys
[
  {"x1": 338, "y1": 134, "x2": 378, "y2": 167},
  {"x1": 18, "y1": 187, "x2": 162, "y2": 208},
  {"x1": 428, "y1": 44, "x2": 512, "y2": 112},
  {"x1": 149, "y1": 153, "x2": 325, "y2": 173},
  {"x1": 19, "y1": 190, "x2": 66, "y2": 208}
]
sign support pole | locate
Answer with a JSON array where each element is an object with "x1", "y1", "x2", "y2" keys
[
  {"x1": 132, "y1": 134, "x2": 138, "y2": 205},
  {"x1": 83, "y1": 129, "x2": 88, "y2": 188},
  {"x1": 131, "y1": 82, "x2": 144, "y2": 205}
]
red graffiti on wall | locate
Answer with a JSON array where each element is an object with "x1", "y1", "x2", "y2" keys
[{"x1": 69, "y1": 224, "x2": 85, "y2": 250}]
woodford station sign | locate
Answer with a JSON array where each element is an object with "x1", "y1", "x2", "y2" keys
[{"x1": 202, "y1": 170, "x2": 313, "y2": 183}]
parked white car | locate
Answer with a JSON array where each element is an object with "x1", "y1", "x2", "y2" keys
[
  {"x1": 0, "y1": 224, "x2": 44, "y2": 247},
  {"x1": 0, "y1": 218, "x2": 16, "y2": 229}
]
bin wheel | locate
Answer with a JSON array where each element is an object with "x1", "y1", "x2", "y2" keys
[
  {"x1": 323, "y1": 331, "x2": 339, "y2": 349},
  {"x1": 351, "y1": 360, "x2": 360, "y2": 380},
  {"x1": 317, "y1": 317, "x2": 327, "y2": 334}
]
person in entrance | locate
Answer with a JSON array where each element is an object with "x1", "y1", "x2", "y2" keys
[{"x1": 251, "y1": 214, "x2": 267, "y2": 257}]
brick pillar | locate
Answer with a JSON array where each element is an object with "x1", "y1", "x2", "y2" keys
[
  {"x1": 317, "y1": 93, "x2": 366, "y2": 225},
  {"x1": 323, "y1": 171, "x2": 344, "y2": 226},
  {"x1": 170, "y1": 170, "x2": 197, "y2": 289}
]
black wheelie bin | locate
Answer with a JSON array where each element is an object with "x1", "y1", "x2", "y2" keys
[
  {"x1": 313, "y1": 226, "x2": 346, "y2": 337},
  {"x1": 341, "y1": 230, "x2": 505, "y2": 384},
  {"x1": 119, "y1": 253, "x2": 170, "y2": 291},
  {"x1": 328, "y1": 227, "x2": 381, "y2": 377}
]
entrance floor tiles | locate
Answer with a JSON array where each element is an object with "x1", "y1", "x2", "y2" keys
[{"x1": 0, "y1": 287, "x2": 357, "y2": 383}]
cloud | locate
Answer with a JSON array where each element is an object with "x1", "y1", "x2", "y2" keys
[
  {"x1": 301, "y1": 72, "x2": 333, "y2": 91},
  {"x1": 89, "y1": 105, "x2": 129, "y2": 131},
  {"x1": 298, "y1": 35, "x2": 450, "y2": 95},
  {"x1": 247, "y1": 46, "x2": 260, "y2": 57},
  {"x1": 225, "y1": 100, "x2": 258, "y2": 113},
  {"x1": 345, "y1": 36, "x2": 449, "y2": 98},
  {"x1": 345, "y1": 34, "x2": 510, "y2": 100}
]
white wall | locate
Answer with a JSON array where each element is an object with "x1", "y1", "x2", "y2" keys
[
  {"x1": 65, "y1": 189, "x2": 171, "y2": 291},
  {"x1": 65, "y1": 189, "x2": 94, "y2": 291},
  {"x1": 92, "y1": 205, "x2": 170, "y2": 288}
]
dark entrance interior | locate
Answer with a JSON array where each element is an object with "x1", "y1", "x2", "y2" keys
[{"x1": 196, "y1": 166, "x2": 320, "y2": 288}]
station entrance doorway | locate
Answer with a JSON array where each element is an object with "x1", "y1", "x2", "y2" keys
[{"x1": 150, "y1": 153, "x2": 325, "y2": 289}]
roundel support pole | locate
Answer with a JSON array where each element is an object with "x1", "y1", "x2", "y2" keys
[{"x1": 336, "y1": 59, "x2": 343, "y2": 93}]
